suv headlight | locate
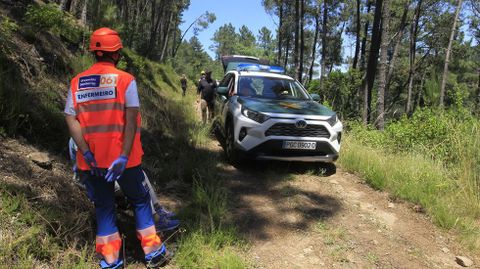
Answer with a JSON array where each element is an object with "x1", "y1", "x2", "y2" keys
[
  {"x1": 241, "y1": 107, "x2": 270, "y2": 123},
  {"x1": 327, "y1": 114, "x2": 339, "y2": 126}
]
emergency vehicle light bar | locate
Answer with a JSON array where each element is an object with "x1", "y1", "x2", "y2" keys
[{"x1": 237, "y1": 63, "x2": 285, "y2": 74}]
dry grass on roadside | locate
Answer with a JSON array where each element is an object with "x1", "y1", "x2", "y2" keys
[{"x1": 339, "y1": 136, "x2": 480, "y2": 251}]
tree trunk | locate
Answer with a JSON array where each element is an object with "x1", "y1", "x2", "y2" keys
[
  {"x1": 476, "y1": 68, "x2": 480, "y2": 114},
  {"x1": 60, "y1": 0, "x2": 72, "y2": 11},
  {"x1": 362, "y1": 0, "x2": 383, "y2": 125},
  {"x1": 307, "y1": 6, "x2": 320, "y2": 84},
  {"x1": 298, "y1": 0, "x2": 305, "y2": 82},
  {"x1": 320, "y1": 0, "x2": 328, "y2": 87},
  {"x1": 171, "y1": 16, "x2": 179, "y2": 57},
  {"x1": 145, "y1": 1, "x2": 156, "y2": 56},
  {"x1": 406, "y1": 0, "x2": 423, "y2": 115},
  {"x1": 359, "y1": 1, "x2": 372, "y2": 72},
  {"x1": 80, "y1": 0, "x2": 88, "y2": 25},
  {"x1": 414, "y1": 69, "x2": 427, "y2": 112},
  {"x1": 160, "y1": 11, "x2": 174, "y2": 62},
  {"x1": 356, "y1": 1, "x2": 372, "y2": 115},
  {"x1": 294, "y1": 0, "x2": 300, "y2": 79},
  {"x1": 284, "y1": 37, "x2": 290, "y2": 70},
  {"x1": 277, "y1": 2, "x2": 283, "y2": 65},
  {"x1": 375, "y1": 0, "x2": 390, "y2": 130},
  {"x1": 352, "y1": 0, "x2": 361, "y2": 69},
  {"x1": 386, "y1": 1, "x2": 409, "y2": 91},
  {"x1": 439, "y1": 0, "x2": 463, "y2": 108}
]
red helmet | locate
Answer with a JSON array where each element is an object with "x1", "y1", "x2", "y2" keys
[{"x1": 89, "y1": 27, "x2": 123, "y2": 52}]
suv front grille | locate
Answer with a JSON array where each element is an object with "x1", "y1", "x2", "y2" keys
[{"x1": 265, "y1": 123, "x2": 330, "y2": 138}]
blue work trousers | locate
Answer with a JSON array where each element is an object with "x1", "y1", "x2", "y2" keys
[{"x1": 83, "y1": 166, "x2": 155, "y2": 236}]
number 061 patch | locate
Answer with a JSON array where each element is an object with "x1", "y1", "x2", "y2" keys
[{"x1": 78, "y1": 74, "x2": 118, "y2": 89}]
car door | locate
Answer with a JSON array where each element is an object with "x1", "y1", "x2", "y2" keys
[{"x1": 215, "y1": 73, "x2": 234, "y2": 127}]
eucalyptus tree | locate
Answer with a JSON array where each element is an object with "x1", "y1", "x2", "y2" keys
[{"x1": 440, "y1": 0, "x2": 463, "y2": 108}]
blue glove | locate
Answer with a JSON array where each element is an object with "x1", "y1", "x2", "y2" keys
[
  {"x1": 83, "y1": 150, "x2": 103, "y2": 177},
  {"x1": 105, "y1": 155, "x2": 128, "y2": 182}
]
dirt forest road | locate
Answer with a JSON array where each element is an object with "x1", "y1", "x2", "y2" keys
[{"x1": 211, "y1": 141, "x2": 478, "y2": 269}]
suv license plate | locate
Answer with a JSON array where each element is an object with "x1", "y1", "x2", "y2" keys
[{"x1": 283, "y1": 141, "x2": 317, "y2": 150}]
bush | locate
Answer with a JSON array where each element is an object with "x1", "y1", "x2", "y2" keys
[
  {"x1": 308, "y1": 69, "x2": 362, "y2": 119},
  {"x1": 24, "y1": 3, "x2": 64, "y2": 30},
  {"x1": 348, "y1": 108, "x2": 477, "y2": 164},
  {"x1": 24, "y1": 3, "x2": 83, "y2": 43},
  {"x1": 0, "y1": 17, "x2": 19, "y2": 53}
]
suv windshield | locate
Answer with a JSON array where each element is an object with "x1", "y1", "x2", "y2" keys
[{"x1": 237, "y1": 76, "x2": 310, "y2": 100}]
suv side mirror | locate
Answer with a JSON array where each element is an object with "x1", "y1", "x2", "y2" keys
[
  {"x1": 216, "y1": 86, "x2": 229, "y2": 96},
  {"x1": 310, "y1": 93, "x2": 320, "y2": 102}
]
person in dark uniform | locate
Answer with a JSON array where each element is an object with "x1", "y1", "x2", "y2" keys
[
  {"x1": 197, "y1": 70, "x2": 217, "y2": 124},
  {"x1": 180, "y1": 74, "x2": 187, "y2": 96}
]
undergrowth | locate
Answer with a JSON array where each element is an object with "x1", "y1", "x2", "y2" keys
[{"x1": 340, "y1": 108, "x2": 480, "y2": 250}]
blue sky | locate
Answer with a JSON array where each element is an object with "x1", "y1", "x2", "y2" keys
[{"x1": 179, "y1": 0, "x2": 278, "y2": 58}]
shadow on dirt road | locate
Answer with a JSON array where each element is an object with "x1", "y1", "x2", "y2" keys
[{"x1": 218, "y1": 160, "x2": 342, "y2": 241}]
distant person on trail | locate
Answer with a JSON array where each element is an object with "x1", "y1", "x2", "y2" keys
[
  {"x1": 64, "y1": 27, "x2": 171, "y2": 269},
  {"x1": 180, "y1": 74, "x2": 187, "y2": 96},
  {"x1": 198, "y1": 70, "x2": 206, "y2": 82},
  {"x1": 197, "y1": 70, "x2": 217, "y2": 124},
  {"x1": 68, "y1": 138, "x2": 179, "y2": 233}
]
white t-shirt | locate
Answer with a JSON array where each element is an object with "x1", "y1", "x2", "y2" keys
[{"x1": 64, "y1": 80, "x2": 140, "y2": 116}]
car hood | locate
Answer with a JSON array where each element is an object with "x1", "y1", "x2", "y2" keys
[{"x1": 238, "y1": 97, "x2": 335, "y2": 116}]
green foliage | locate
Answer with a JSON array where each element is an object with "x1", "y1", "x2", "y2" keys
[
  {"x1": 0, "y1": 17, "x2": 18, "y2": 53},
  {"x1": 308, "y1": 69, "x2": 363, "y2": 118},
  {"x1": 239, "y1": 25, "x2": 256, "y2": 47},
  {"x1": 24, "y1": 3, "x2": 64, "y2": 30},
  {"x1": 211, "y1": 23, "x2": 239, "y2": 60},
  {"x1": 194, "y1": 11, "x2": 217, "y2": 34},
  {"x1": 348, "y1": 108, "x2": 477, "y2": 164},
  {"x1": 211, "y1": 23, "x2": 275, "y2": 62},
  {"x1": 173, "y1": 36, "x2": 223, "y2": 82},
  {"x1": 342, "y1": 108, "x2": 480, "y2": 249},
  {"x1": 69, "y1": 54, "x2": 95, "y2": 75},
  {"x1": 24, "y1": 3, "x2": 83, "y2": 43},
  {"x1": 175, "y1": 229, "x2": 247, "y2": 268},
  {"x1": 257, "y1": 26, "x2": 275, "y2": 62},
  {"x1": 0, "y1": 189, "x2": 96, "y2": 268},
  {"x1": 0, "y1": 16, "x2": 18, "y2": 38}
]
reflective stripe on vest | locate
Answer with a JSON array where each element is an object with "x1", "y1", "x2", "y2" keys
[
  {"x1": 82, "y1": 124, "x2": 141, "y2": 135},
  {"x1": 76, "y1": 102, "x2": 124, "y2": 114}
]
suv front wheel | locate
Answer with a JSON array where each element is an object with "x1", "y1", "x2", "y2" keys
[{"x1": 225, "y1": 123, "x2": 243, "y2": 165}]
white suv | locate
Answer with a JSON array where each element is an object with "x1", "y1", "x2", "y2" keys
[{"x1": 213, "y1": 56, "x2": 342, "y2": 164}]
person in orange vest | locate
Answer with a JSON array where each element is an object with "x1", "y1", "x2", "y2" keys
[{"x1": 64, "y1": 27, "x2": 170, "y2": 269}]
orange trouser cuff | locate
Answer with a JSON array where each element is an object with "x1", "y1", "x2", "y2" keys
[
  {"x1": 96, "y1": 239, "x2": 122, "y2": 256},
  {"x1": 137, "y1": 233, "x2": 161, "y2": 248}
]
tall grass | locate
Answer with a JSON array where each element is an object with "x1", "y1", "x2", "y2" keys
[
  {"x1": 340, "y1": 109, "x2": 480, "y2": 250},
  {"x1": 0, "y1": 189, "x2": 96, "y2": 268}
]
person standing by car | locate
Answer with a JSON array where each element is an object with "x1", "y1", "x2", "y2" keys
[
  {"x1": 197, "y1": 70, "x2": 217, "y2": 124},
  {"x1": 180, "y1": 74, "x2": 187, "y2": 96},
  {"x1": 64, "y1": 27, "x2": 170, "y2": 268},
  {"x1": 198, "y1": 70, "x2": 206, "y2": 82}
]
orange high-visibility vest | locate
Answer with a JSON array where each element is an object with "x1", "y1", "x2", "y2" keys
[{"x1": 70, "y1": 61, "x2": 143, "y2": 170}]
